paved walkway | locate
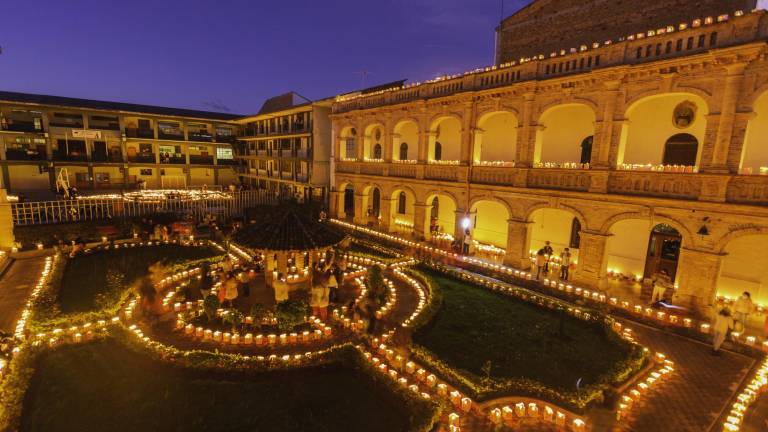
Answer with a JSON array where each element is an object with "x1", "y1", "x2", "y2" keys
[{"x1": 0, "y1": 256, "x2": 48, "y2": 333}]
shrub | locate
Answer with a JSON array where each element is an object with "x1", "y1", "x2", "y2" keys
[
  {"x1": 275, "y1": 300, "x2": 309, "y2": 332},
  {"x1": 203, "y1": 294, "x2": 220, "y2": 322}
]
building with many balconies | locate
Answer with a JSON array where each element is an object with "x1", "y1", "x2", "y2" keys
[
  {"x1": 0, "y1": 91, "x2": 243, "y2": 199},
  {"x1": 329, "y1": 4, "x2": 768, "y2": 316},
  {"x1": 236, "y1": 92, "x2": 332, "y2": 202}
]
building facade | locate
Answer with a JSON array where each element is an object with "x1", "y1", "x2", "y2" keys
[
  {"x1": 0, "y1": 91, "x2": 243, "y2": 199},
  {"x1": 329, "y1": 7, "x2": 768, "y2": 315},
  {"x1": 236, "y1": 93, "x2": 332, "y2": 202}
]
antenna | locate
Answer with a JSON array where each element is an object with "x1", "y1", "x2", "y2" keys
[{"x1": 354, "y1": 70, "x2": 371, "y2": 89}]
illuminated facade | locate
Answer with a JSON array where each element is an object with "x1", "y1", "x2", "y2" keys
[
  {"x1": 0, "y1": 91, "x2": 242, "y2": 198},
  {"x1": 330, "y1": 7, "x2": 768, "y2": 314},
  {"x1": 236, "y1": 93, "x2": 332, "y2": 202}
]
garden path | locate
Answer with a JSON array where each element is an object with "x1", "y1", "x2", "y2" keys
[{"x1": 0, "y1": 255, "x2": 49, "y2": 333}]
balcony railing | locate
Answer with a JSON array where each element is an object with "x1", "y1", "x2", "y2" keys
[
  {"x1": 160, "y1": 155, "x2": 186, "y2": 164},
  {"x1": 4, "y1": 149, "x2": 47, "y2": 161},
  {"x1": 53, "y1": 151, "x2": 88, "y2": 162},
  {"x1": 214, "y1": 134, "x2": 236, "y2": 144},
  {"x1": 91, "y1": 151, "x2": 123, "y2": 163},
  {"x1": 127, "y1": 154, "x2": 156, "y2": 164},
  {"x1": 189, "y1": 155, "x2": 214, "y2": 165},
  {"x1": 89, "y1": 123, "x2": 120, "y2": 131},
  {"x1": 157, "y1": 130, "x2": 185, "y2": 141},
  {"x1": 188, "y1": 131, "x2": 213, "y2": 142},
  {"x1": 2, "y1": 120, "x2": 44, "y2": 133},
  {"x1": 217, "y1": 158, "x2": 238, "y2": 165},
  {"x1": 125, "y1": 128, "x2": 155, "y2": 139}
]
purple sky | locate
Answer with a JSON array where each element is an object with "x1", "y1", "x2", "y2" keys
[{"x1": 0, "y1": 0, "x2": 528, "y2": 115}]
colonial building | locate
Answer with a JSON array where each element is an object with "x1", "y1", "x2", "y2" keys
[
  {"x1": 329, "y1": 4, "x2": 768, "y2": 315},
  {"x1": 0, "y1": 91, "x2": 242, "y2": 199},
  {"x1": 236, "y1": 92, "x2": 332, "y2": 202}
]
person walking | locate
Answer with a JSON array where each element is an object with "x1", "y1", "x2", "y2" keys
[
  {"x1": 712, "y1": 307, "x2": 734, "y2": 355},
  {"x1": 734, "y1": 291, "x2": 755, "y2": 331},
  {"x1": 223, "y1": 272, "x2": 239, "y2": 308},
  {"x1": 542, "y1": 241, "x2": 554, "y2": 274},
  {"x1": 560, "y1": 248, "x2": 572, "y2": 280},
  {"x1": 535, "y1": 249, "x2": 547, "y2": 280}
]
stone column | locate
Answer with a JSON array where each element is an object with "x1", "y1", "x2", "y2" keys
[
  {"x1": 413, "y1": 202, "x2": 429, "y2": 240},
  {"x1": 460, "y1": 101, "x2": 475, "y2": 165},
  {"x1": 353, "y1": 193, "x2": 366, "y2": 225},
  {"x1": 329, "y1": 190, "x2": 341, "y2": 218},
  {"x1": 674, "y1": 247, "x2": 724, "y2": 317},
  {"x1": 380, "y1": 197, "x2": 394, "y2": 232},
  {"x1": 504, "y1": 218, "x2": 533, "y2": 269},
  {"x1": 726, "y1": 112, "x2": 754, "y2": 173},
  {"x1": 472, "y1": 129, "x2": 484, "y2": 163},
  {"x1": 593, "y1": 81, "x2": 621, "y2": 169},
  {"x1": 573, "y1": 231, "x2": 610, "y2": 287},
  {"x1": 707, "y1": 63, "x2": 747, "y2": 173},
  {"x1": 515, "y1": 92, "x2": 536, "y2": 167}
]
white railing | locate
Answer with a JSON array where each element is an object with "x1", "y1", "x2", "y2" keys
[{"x1": 11, "y1": 190, "x2": 281, "y2": 226}]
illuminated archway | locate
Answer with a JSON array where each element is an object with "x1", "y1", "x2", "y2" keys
[
  {"x1": 618, "y1": 93, "x2": 708, "y2": 168},
  {"x1": 363, "y1": 124, "x2": 384, "y2": 161},
  {"x1": 338, "y1": 127, "x2": 357, "y2": 160},
  {"x1": 717, "y1": 234, "x2": 768, "y2": 306},
  {"x1": 528, "y1": 208, "x2": 581, "y2": 263},
  {"x1": 429, "y1": 116, "x2": 462, "y2": 162},
  {"x1": 423, "y1": 193, "x2": 458, "y2": 240},
  {"x1": 740, "y1": 91, "x2": 768, "y2": 174},
  {"x1": 474, "y1": 111, "x2": 518, "y2": 164},
  {"x1": 534, "y1": 104, "x2": 595, "y2": 165},
  {"x1": 393, "y1": 120, "x2": 418, "y2": 161},
  {"x1": 389, "y1": 188, "x2": 416, "y2": 234},
  {"x1": 338, "y1": 183, "x2": 355, "y2": 219},
  {"x1": 469, "y1": 200, "x2": 509, "y2": 249}
]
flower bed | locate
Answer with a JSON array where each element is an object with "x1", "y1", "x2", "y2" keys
[{"x1": 410, "y1": 265, "x2": 646, "y2": 412}]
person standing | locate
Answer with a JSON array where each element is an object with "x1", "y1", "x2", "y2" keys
[
  {"x1": 223, "y1": 272, "x2": 239, "y2": 308},
  {"x1": 734, "y1": 292, "x2": 755, "y2": 331},
  {"x1": 237, "y1": 270, "x2": 250, "y2": 298},
  {"x1": 462, "y1": 229, "x2": 472, "y2": 255},
  {"x1": 535, "y1": 249, "x2": 547, "y2": 280},
  {"x1": 712, "y1": 307, "x2": 734, "y2": 355},
  {"x1": 273, "y1": 273, "x2": 289, "y2": 303},
  {"x1": 542, "y1": 241, "x2": 554, "y2": 274},
  {"x1": 651, "y1": 269, "x2": 671, "y2": 304},
  {"x1": 560, "y1": 248, "x2": 572, "y2": 280}
]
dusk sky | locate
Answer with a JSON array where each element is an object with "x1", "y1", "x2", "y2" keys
[{"x1": 1, "y1": 0, "x2": 529, "y2": 115}]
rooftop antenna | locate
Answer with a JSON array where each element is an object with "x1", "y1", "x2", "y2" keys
[{"x1": 354, "y1": 70, "x2": 371, "y2": 89}]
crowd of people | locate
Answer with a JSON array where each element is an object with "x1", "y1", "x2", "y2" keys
[{"x1": 533, "y1": 241, "x2": 573, "y2": 281}]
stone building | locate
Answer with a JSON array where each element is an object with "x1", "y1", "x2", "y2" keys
[{"x1": 329, "y1": 5, "x2": 768, "y2": 316}]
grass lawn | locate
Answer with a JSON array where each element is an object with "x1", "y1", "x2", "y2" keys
[
  {"x1": 21, "y1": 340, "x2": 429, "y2": 432},
  {"x1": 413, "y1": 268, "x2": 636, "y2": 392},
  {"x1": 58, "y1": 244, "x2": 222, "y2": 314}
]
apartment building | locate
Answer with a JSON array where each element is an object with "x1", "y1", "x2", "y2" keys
[
  {"x1": 329, "y1": 4, "x2": 768, "y2": 315},
  {"x1": 0, "y1": 91, "x2": 243, "y2": 199},
  {"x1": 236, "y1": 92, "x2": 332, "y2": 202}
]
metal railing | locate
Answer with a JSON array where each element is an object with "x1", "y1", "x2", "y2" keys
[{"x1": 11, "y1": 189, "x2": 283, "y2": 226}]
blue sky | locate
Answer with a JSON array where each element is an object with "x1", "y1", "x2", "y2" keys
[{"x1": 0, "y1": 0, "x2": 528, "y2": 114}]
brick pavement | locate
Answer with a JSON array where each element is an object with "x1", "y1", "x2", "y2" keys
[{"x1": 0, "y1": 256, "x2": 48, "y2": 333}]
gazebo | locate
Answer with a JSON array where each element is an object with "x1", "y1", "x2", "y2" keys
[{"x1": 231, "y1": 205, "x2": 347, "y2": 285}]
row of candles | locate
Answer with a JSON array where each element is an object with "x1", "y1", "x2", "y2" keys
[
  {"x1": 722, "y1": 355, "x2": 768, "y2": 431},
  {"x1": 616, "y1": 352, "x2": 675, "y2": 422},
  {"x1": 488, "y1": 402, "x2": 585, "y2": 430},
  {"x1": 78, "y1": 189, "x2": 232, "y2": 202},
  {"x1": 332, "y1": 219, "x2": 768, "y2": 352},
  {"x1": 617, "y1": 163, "x2": 698, "y2": 173},
  {"x1": 14, "y1": 256, "x2": 55, "y2": 340},
  {"x1": 533, "y1": 162, "x2": 590, "y2": 170}
]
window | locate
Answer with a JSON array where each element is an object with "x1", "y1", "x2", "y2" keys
[
  {"x1": 434, "y1": 142, "x2": 442, "y2": 161},
  {"x1": 665, "y1": 41, "x2": 672, "y2": 54},
  {"x1": 399, "y1": 143, "x2": 409, "y2": 160},
  {"x1": 569, "y1": 218, "x2": 581, "y2": 248},
  {"x1": 140, "y1": 168, "x2": 153, "y2": 176},
  {"x1": 580, "y1": 136, "x2": 593, "y2": 164},
  {"x1": 710, "y1": 32, "x2": 718, "y2": 47},
  {"x1": 687, "y1": 37, "x2": 694, "y2": 50},
  {"x1": 430, "y1": 197, "x2": 439, "y2": 219},
  {"x1": 676, "y1": 39, "x2": 683, "y2": 51},
  {"x1": 397, "y1": 192, "x2": 407, "y2": 214},
  {"x1": 372, "y1": 188, "x2": 381, "y2": 217},
  {"x1": 372, "y1": 144, "x2": 382, "y2": 159},
  {"x1": 663, "y1": 133, "x2": 698, "y2": 166},
  {"x1": 698, "y1": 34, "x2": 706, "y2": 48},
  {"x1": 345, "y1": 138, "x2": 356, "y2": 158}
]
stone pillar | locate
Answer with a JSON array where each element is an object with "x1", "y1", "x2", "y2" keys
[
  {"x1": 329, "y1": 190, "x2": 341, "y2": 218},
  {"x1": 726, "y1": 112, "x2": 754, "y2": 173},
  {"x1": 707, "y1": 63, "x2": 747, "y2": 173},
  {"x1": 593, "y1": 81, "x2": 621, "y2": 169},
  {"x1": 380, "y1": 197, "x2": 394, "y2": 232},
  {"x1": 472, "y1": 129, "x2": 484, "y2": 163},
  {"x1": 674, "y1": 247, "x2": 724, "y2": 317},
  {"x1": 413, "y1": 203, "x2": 429, "y2": 240},
  {"x1": 504, "y1": 218, "x2": 533, "y2": 269},
  {"x1": 573, "y1": 231, "x2": 610, "y2": 287},
  {"x1": 460, "y1": 102, "x2": 474, "y2": 165},
  {"x1": 454, "y1": 209, "x2": 468, "y2": 239},
  {"x1": 353, "y1": 193, "x2": 366, "y2": 225},
  {"x1": 515, "y1": 92, "x2": 536, "y2": 167},
  {"x1": 0, "y1": 185, "x2": 15, "y2": 250},
  {"x1": 419, "y1": 131, "x2": 435, "y2": 163}
]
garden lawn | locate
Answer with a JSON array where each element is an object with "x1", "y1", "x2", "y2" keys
[
  {"x1": 21, "y1": 340, "x2": 427, "y2": 432},
  {"x1": 414, "y1": 268, "x2": 634, "y2": 391},
  {"x1": 58, "y1": 244, "x2": 222, "y2": 314}
]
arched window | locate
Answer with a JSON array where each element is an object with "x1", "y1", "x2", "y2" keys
[
  {"x1": 372, "y1": 188, "x2": 381, "y2": 217},
  {"x1": 580, "y1": 136, "x2": 593, "y2": 165},
  {"x1": 397, "y1": 192, "x2": 407, "y2": 214},
  {"x1": 663, "y1": 133, "x2": 698, "y2": 166},
  {"x1": 373, "y1": 144, "x2": 382, "y2": 159},
  {"x1": 343, "y1": 185, "x2": 355, "y2": 216},
  {"x1": 569, "y1": 217, "x2": 581, "y2": 248},
  {"x1": 434, "y1": 142, "x2": 442, "y2": 161},
  {"x1": 399, "y1": 143, "x2": 409, "y2": 160},
  {"x1": 430, "y1": 196, "x2": 439, "y2": 219}
]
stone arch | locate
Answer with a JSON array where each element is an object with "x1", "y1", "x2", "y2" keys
[
  {"x1": 361, "y1": 182, "x2": 385, "y2": 218},
  {"x1": 423, "y1": 192, "x2": 459, "y2": 239},
  {"x1": 527, "y1": 206, "x2": 584, "y2": 262},
  {"x1": 524, "y1": 202, "x2": 587, "y2": 230},
  {"x1": 468, "y1": 199, "x2": 510, "y2": 249},
  {"x1": 474, "y1": 110, "x2": 519, "y2": 163},
  {"x1": 468, "y1": 195, "x2": 513, "y2": 218},
  {"x1": 716, "y1": 229, "x2": 768, "y2": 304},
  {"x1": 337, "y1": 126, "x2": 358, "y2": 160},
  {"x1": 388, "y1": 187, "x2": 417, "y2": 233},
  {"x1": 714, "y1": 226, "x2": 768, "y2": 254},
  {"x1": 362, "y1": 123, "x2": 386, "y2": 160},
  {"x1": 392, "y1": 119, "x2": 419, "y2": 161},
  {"x1": 337, "y1": 181, "x2": 356, "y2": 219},
  {"x1": 534, "y1": 103, "x2": 596, "y2": 165},
  {"x1": 618, "y1": 92, "x2": 710, "y2": 167},
  {"x1": 739, "y1": 90, "x2": 768, "y2": 173},
  {"x1": 428, "y1": 114, "x2": 463, "y2": 162},
  {"x1": 599, "y1": 211, "x2": 693, "y2": 244},
  {"x1": 623, "y1": 86, "x2": 715, "y2": 114}
]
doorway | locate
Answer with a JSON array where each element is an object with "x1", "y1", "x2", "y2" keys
[
  {"x1": 643, "y1": 224, "x2": 682, "y2": 280},
  {"x1": 343, "y1": 186, "x2": 355, "y2": 218}
]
